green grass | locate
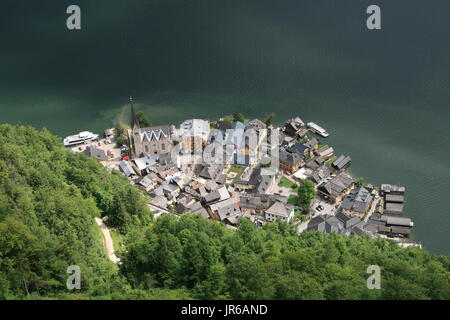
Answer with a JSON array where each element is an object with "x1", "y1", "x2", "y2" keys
[
  {"x1": 228, "y1": 165, "x2": 244, "y2": 179},
  {"x1": 278, "y1": 176, "x2": 295, "y2": 187},
  {"x1": 279, "y1": 176, "x2": 299, "y2": 193},
  {"x1": 110, "y1": 229, "x2": 125, "y2": 254},
  {"x1": 326, "y1": 155, "x2": 337, "y2": 164}
]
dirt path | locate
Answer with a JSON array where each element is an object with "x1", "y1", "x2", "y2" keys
[{"x1": 95, "y1": 218, "x2": 120, "y2": 264}]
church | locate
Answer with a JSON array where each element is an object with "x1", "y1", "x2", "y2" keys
[{"x1": 130, "y1": 98, "x2": 174, "y2": 157}]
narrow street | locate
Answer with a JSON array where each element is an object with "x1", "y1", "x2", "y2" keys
[
  {"x1": 364, "y1": 197, "x2": 382, "y2": 222},
  {"x1": 95, "y1": 218, "x2": 120, "y2": 264}
]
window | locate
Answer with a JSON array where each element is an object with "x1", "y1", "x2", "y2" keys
[
  {"x1": 161, "y1": 143, "x2": 165, "y2": 150},
  {"x1": 145, "y1": 146, "x2": 149, "y2": 153}
]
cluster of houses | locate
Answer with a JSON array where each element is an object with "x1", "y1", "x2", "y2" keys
[
  {"x1": 85, "y1": 101, "x2": 414, "y2": 239},
  {"x1": 121, "y1": 106, "x2": 303, "y2": 227},
  {"x1": 365, "y1": 184, "x2": 413, "y2": 238}
]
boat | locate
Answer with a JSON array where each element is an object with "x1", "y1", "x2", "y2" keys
[
  {"x1": 307, "y1": 122, "x2": 329, "y2": 137},
  {"x1": 64, "y1": 131, "x2": 99, "y2": 147}
]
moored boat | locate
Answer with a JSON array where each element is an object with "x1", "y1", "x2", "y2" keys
[
  {"x1": 64, "y1": 131, "x2": 99, "y2": 147},
  {"x1": 307, "y1": 122, "x2": 329, "y2": 137}
]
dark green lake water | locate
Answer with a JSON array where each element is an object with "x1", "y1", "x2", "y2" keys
[{"x1": 0, "y1": 1, "x2": 449, "y2": 253}]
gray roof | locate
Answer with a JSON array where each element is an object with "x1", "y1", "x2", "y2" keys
[
  {"x1": 186, "y1": 201, "x2": 210, "y2": 219},
  {"x1": 340, "y1": 187, "x2": 372, "y2": 214},
  {"x1": 163, "y1": 183, "x2": 180, "y2": 193},
  {"x1": 390, "y1": 226, "x2": 411, "y2": 235},
  {"x1": 318, "y1": 171, "x2": 355, "y2": 198},
  {"x1": 204, "y1": 190, "x2": 221, "y2": 204},
  {"x1": 204, "y1": 179, "x2": 219, "y2": 191},
  {"x1": 119, "y1": 160, "x2": 136, "y2": 177},
  {"x1": 179, "y1": 119, "x2": 209, "y2": 140},
  {"x1": 209, "y1": 196, "x2": 236, "y2": 210},
  {"x1": 150, "y1": 195, "x2": 168, "y2": 208},
  {"x1": 234, "y1": 168, "x2": 275, "y2": 194},
  {"x1": 134, "y1": 155, "x2": 159, "y2": 171},
  {"x1": 384, "y1": 216, "x2": 412, "y2": 227},
  {"x1": 215, "y1": 174, "x2": 227, "y2": 185},
  {"x1": 256, "y1": 175, "x2": 274, "y2": 194},
  {"x1": 172, "y1": 175, "x2": 191, "y2": 189},
  {"x1": 84, "y1": 146, "x2": 108, "y2": 160},
  {"x1": 150, "y1": 184, "x2": 166, "y2": 197},
  {"x1": 198, "y1": 186, "x2": 208, "y2": 197},
  {"x1": 139, "y1": 125, "x2": 172, "y2": 142},
  {"x1": 385, "y1": 194, "x2": 405, "y2": 203},
  {"x1": 332, "y1": 155, "x2": 352, "y2": 170},
  {"x1": 297, "y1": 127, "x2": 309, "y2": 138},
  {"x1": 289, "y1": 143, "x2": 309, "y2": 155},
  {"x1": 284, "y1": 117, "x2": 305, "y2": 135},
  {"x1": 305, "y1": 156, "x2": 325, "y2": 169},
  {"x1": 217, "y1": 186, "x2": 230, "y2": 201},
  {"x1": 309, "y1": 164, "x2": 334, "y2": 184},
  {"x1": 199, "y1": 164, "x2": 224, "y2": 180},
  {"x1": 308, "y1": 212, "x2": 375, "y2": 237},
  {"x1": 246, "y1": 119, "x2": 267, "y2": 130},
  {"x1": 266, "y1": 201, "x2": 292, "y2": 218},
  {"x1": 135, "y1": 176, "x2": 153, "y2": 188},
  {"x1": 279, "y1": 148, "x2": 302, "y2": 166},
  {"x1": 307, "y1": 214, "x2": 345, "y2": 233},
  {"x1": 380, "y1": 184, "x2": 406, "y2": 194},
  {"x1": 240, "y1": 195, "x2": 262, "y2": 209},
  {"x1": 385, "y1": 202, "x2": 405, "y2": 213},
  {"x1": 217, "y1": 203, "x2": 241, "y2": 221},
  {"x1": 304, "y1": 138, "x2": 318, "y2": 150},
  {"x1": 317, "y1": 145, "x2": 334, "y2": 156}
]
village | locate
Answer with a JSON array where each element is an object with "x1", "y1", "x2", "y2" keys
[{"x1": 66, "y1": 99, "x2": 418, "y2": 247}]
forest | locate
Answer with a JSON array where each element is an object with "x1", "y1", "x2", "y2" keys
[{"x1": 0, "y1": 124, "x2": 448, "y2": 300}]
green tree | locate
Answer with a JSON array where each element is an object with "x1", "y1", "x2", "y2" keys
[
  {"x1": 357, "y1": 177, "x2": 366, "y2": 187},
  {"x1": 114, "y1": 123, "x2": 126, "y2": 137},
  {"x1": 263, "y1": 112, "x2": 276, "y2": 126},
  {"x1": 222, "y1": 115, "x2": 234, "y2": 124},
  {"x1": 233, "y1": 113, "x2": 246, "y2": 123},
  {"x1": 136, "y1": 111, "x2": 151, "y2": 127},
  {"x1": 297, "y1": 179, "x2": 316, "y2": 212},
  {"x1": 114, "y1": 123, "x2": 128, "y2": 147}
]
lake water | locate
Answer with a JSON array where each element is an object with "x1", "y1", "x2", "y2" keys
[{"x1": 0, "y1": 0, "x2": 448, "y2": 254}]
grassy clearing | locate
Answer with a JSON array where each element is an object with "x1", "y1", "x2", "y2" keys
[
  {"x1": 228, "y1": 165, "x2": 244, "y2": 179},
  {"x1": 278, "y1": 176, "x2": 295, "y2": 187},
  {"x1": 279, "y1": 176, "x2": 299, "y2": 193}
]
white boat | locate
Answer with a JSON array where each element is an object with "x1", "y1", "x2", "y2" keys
[
  {"x1": 307, "y1": 122, "x2": 329, "y2": 137},
  {"x1": 64, "y1": 131, "x2": 99, "y2": 147}
]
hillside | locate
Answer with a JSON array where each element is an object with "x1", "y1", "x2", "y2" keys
[
  {"x1": 0, "y1": 124, "x2": 153, "y2": 299},
  {"x1": 122, "y1": 214, "x2": 450, "y2": 299}
]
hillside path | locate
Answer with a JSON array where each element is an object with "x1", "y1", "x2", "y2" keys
[{"x1": 95, "y1": 218, "x2": 120, "y2": 264}]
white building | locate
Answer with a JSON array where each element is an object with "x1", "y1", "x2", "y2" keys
[{"x1": 265, "y1": 201, "x2": 294, "y2": 223}]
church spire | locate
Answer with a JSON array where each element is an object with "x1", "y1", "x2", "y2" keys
[{"x1": 130, "y1": 96, "x2": 139, "y2": 129}]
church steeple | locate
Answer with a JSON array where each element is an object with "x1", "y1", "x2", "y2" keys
[{"x1": 130, "y1": 96, "x2": 140, "y2": 130}]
